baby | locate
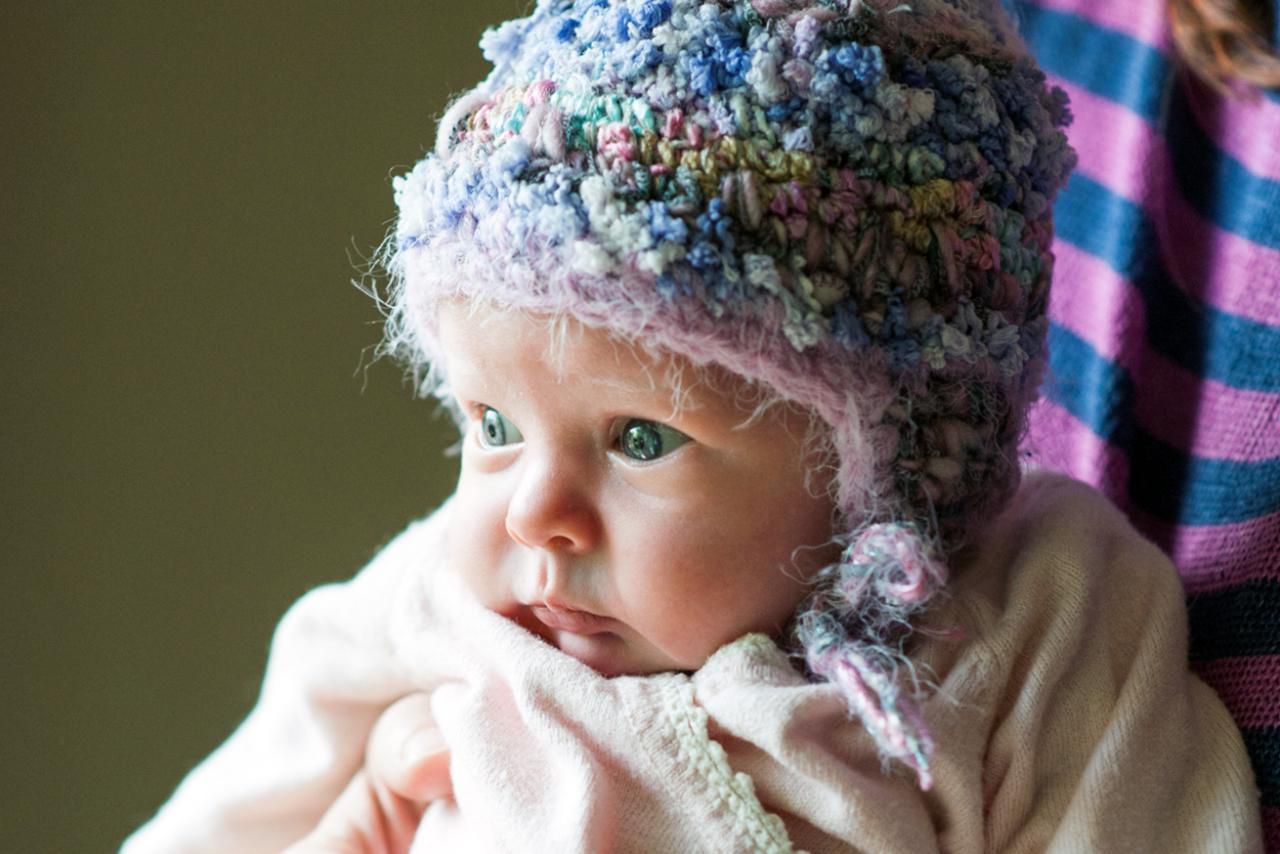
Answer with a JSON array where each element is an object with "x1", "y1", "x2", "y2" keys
[{"x1": 124, "y1": 0, "x2": 1263, "y2": 851}]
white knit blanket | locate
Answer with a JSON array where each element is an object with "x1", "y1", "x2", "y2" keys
[{"x1": 122, "y1": 473, "x2": 1262, "y2": 853}]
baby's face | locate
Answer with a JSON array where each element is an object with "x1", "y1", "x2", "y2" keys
[{"x1": 437, "y1": 301, "x2": 838, "y2": 677}]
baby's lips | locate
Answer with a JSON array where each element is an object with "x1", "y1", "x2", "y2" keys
[
  {"x1": 530, "y1": 603, "x2": 615, "y2": 635},
  {"x1": 498, "y1": 602, "x2": 556, "y2": 643}
]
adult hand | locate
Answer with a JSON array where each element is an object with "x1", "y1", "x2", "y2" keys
[{"x1": 284, "y1": 693, "x2": 451, "y2": 854}]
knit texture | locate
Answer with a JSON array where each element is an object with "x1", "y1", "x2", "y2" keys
[
  {"x1": 120, "y1": 473, "x2": 1264, "y2": 852},
  {"x1": 1011, "y1": 0, "x2": 1280, "y2": 846},
  {"x1": 383, "y1": 0, "x2": 1076, "y2": 786}
]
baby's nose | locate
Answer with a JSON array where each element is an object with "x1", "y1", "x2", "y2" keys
[{"x1": 504, "y1": 454, "x2": 601, "y2": 555}]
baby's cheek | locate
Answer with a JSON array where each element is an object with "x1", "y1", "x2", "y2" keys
[
  {"x1": 628, "y1": 554, "x2": 760, "y2": 656},
  {"x1": 443, "y1": 491, "x2": 510, "y2": 606},
  {"x1": 672, "y1": 542, "x2": 811, "y2": 642}
]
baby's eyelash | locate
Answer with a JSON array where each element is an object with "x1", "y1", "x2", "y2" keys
[{"x1": 456, "y1": 400, "x2": 488, "y2": 421}]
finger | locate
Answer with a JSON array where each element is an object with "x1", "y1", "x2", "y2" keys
[
  {"x1": 367, "y1": 693, "x2": 453, "y2": 804},
  {"x1": 283, "y1": 769, "x2": 419, "y2": 854}
]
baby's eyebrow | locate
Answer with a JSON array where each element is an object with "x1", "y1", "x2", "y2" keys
[
  {"x1": 583, "y1": 377, "x2": 680, "y2": 417},
  {"x1": 583, "y1": 381, "x2": 728, "y2": 433},
  {"x1": 585, "y1": 374, "x2": 660, "y2": 395}
]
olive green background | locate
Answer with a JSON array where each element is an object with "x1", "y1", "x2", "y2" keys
[{"x1": 2, "y1": 3, "x2": 525, "y2": 850}]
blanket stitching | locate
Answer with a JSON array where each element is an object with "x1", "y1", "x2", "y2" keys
[{"x1": 660, "y1": 678, "x2": 804, "y2": 854}]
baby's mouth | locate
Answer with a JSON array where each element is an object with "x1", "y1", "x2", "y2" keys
[
  {"x1": 529, "y1": 604, "x2": 616, "y2": 636},
  {"x1": 505, "y1": 603, "x2": 634, "y2": 677}
]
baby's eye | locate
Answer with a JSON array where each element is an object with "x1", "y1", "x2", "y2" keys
[
  {"x1": 618, "y1": 419, "x2": 690, "y2": 462},
  {"x1": 478, "y1": 406, "x2": 523, "y2": 448}
]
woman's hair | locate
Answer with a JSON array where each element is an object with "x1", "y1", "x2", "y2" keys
[{"x1": 1168, "y1": 0, "x2": 1280, "y2": 92}]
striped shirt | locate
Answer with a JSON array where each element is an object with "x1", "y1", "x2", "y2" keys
[{"x1": 1011, "y1": 0, "x2": 1280, "y2": 846}]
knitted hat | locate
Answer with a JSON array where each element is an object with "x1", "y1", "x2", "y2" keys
[{"x1": 381, "y1": 0, "x2": 1075, "y2": 788}]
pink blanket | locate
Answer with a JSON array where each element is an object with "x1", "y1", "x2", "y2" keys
[{"x1": 123, "y1": 473, "x2": 1261, "y2": 852}]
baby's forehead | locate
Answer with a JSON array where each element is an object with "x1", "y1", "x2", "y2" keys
[{"x1": 436, "y1": 299, "x2": 793, "y2": 425}]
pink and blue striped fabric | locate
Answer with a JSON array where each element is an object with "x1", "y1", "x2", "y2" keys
[{"x1": 1010, "y1": 0, "x2": 1280, "y2": 845}]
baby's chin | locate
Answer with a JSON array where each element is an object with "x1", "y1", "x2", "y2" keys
[{"x1": 554, "y1": 630, "x2": 644, "y2": 677}]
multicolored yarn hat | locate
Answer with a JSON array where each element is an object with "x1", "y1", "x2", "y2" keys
[{"x1": 380, "y1": 0, "x2": 1075, "y2": 788}]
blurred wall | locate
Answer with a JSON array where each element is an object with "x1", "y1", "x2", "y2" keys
[{"x1": 1, "y1": 2, "x2": 525, "y2": 849}]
